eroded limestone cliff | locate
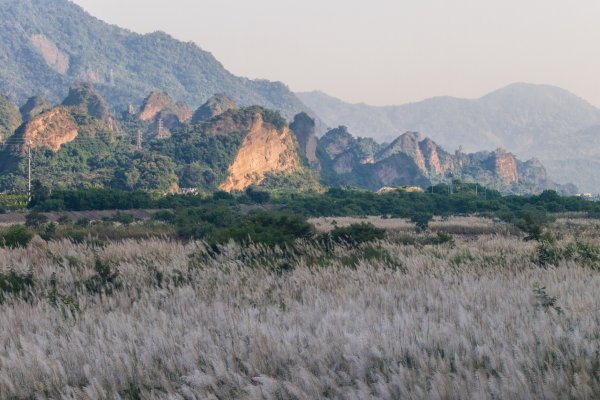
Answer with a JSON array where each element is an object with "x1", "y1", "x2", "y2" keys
[
  {"x1": 20, "y1": 107, "x2": 78, "y2": 152},
  {"x1": 192, "y1": 94, "x2": 238, "y2": 124},
  {"x1": 487, "y1": 151, "x2": 519, "y2": 185},
  {"x1": 220, "y1": 113, "x2": 302, "y2": 191},
  {"x1": 139, "y1": 92, "x2": 191, "y2": 127},
  {"x1": 62, "y1": 83, "x2": 114, "y2": 130},
  {"x1": 290, "y1": 112, "x2": 319, "y2": 168}
]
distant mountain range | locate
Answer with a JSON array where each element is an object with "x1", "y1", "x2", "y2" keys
[
  {"x1": 0, "y1": 0, "x2": 314, "y2": 121},
  {"x1": 297, "y1": 84, "x2": 600, "y2": 192}
]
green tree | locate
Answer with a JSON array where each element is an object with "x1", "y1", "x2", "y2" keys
[
  {"x1": 124, "y1": 168, "x2": 141, "y2": 190},
  {"x1": 411, "y1": 213, "x2": 433, "y2": 233},
  {"x1": 245, "y1": 186, "x2": 270, "y2": 204},
  {"x1": 1, "y1": 225, "x2": 34, "y2": 248},
  {"x1": 325, "y1": 223, "x2": 386, "y2": 244}
]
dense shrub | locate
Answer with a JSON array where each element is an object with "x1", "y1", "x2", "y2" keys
[
  {"x1": 536, "y1": 232, "x2": 600, "y2": 269},
  {"x1": 222, "y1": 213, "x2": 314, "y2": 247},
  {"x1": 0, "y1": 270, "x2": 34, "y2": 303},
  {"x1": 421, "y1": 231, "x2": 456, "y2": 246},
  {"x1": 84, "y1": 258, "x2": 121, "y2": 295},
  {"x1": 34, "y1": 189, "x2": 155, "y2": 212},
  {"x1": 75, "y1": 218, "x2": 90, "y2": 227},
  {"x1": 152, "y1": 210, "x2": 176, "y2": 223},
  {"x1": 175, "y1": 204, "x2": 240, "y2": 240},
  {"x1": 338, "y1": 245, "x2": 400, "y2": 269},
  {"x1": 111, "y1": 212, "x2": 137, "y2": 225},
  {"x1": 410, "y1": 212, "x2": 433, "y2": 233},
  {"x1": 0, "y1": 225, "x2": 34, "y2": 248},
  {"x1": 245, "y1": 186, "x2": 270, "y2": 204},
  {"x1": 324, "y1": 223, "x2": 386, "y2": 244},
  {"x1": 40, "y1": 223, "x2": 57, "y2": 242},
  {"x1": 27, "y1": 186, "x2": 600, "y2": 227}
]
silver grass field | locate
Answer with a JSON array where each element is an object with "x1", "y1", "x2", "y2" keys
[{"x1": 1, "y1": 218, "x2": 600, "y2": 399}]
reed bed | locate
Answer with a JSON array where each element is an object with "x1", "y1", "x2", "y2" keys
[{"x1": 1, "y1": 222, "x2": 599, "y2": 399}]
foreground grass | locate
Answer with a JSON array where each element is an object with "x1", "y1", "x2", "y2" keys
[{"x1": 1, "y1": 222, "x2": 600, "y2": 399}]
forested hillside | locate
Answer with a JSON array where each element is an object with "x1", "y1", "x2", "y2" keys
[
  {"x1": 0, "y1": 83, "x2": 576, "y2": 196},
  {"x1": 0, "y1": 0, "x2": 314, "y2": 121}
]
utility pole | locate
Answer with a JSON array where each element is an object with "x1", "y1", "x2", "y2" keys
[
  {"x1": 27, "y1": 143, "x2": 32, "y2": 203},
  {"x1": 136, "y1": 129, "x2": 142, "y2": 150}
]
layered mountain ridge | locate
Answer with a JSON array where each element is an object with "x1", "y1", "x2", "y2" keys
[
  {"x1": 0, "y1": 83, "x2": 568, "y2": 195},
  {"x1": 317, "y1": 127, "x2": 572, "y2": 194},
  {"x1": 298, "y1": 85, "x2": 600, "y2": 192},
  {"x1": 0, "y1": 84, "x2": 313, "y2": 193}
]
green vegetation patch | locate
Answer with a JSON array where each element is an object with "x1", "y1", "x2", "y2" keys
[{"x1": 0, "y1": 269, "x2": 34, "y2": 304}]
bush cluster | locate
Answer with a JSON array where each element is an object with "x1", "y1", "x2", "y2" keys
[{"x1": 0, "y1": 225, "x2": 33, "y2": 248}]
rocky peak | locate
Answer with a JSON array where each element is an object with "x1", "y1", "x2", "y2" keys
[
  {"x1": 378, "y1": 132, "x2": 426, "y2": 171},
  {"x1": 319, "y1": 126, "x2": 355, "y2": 158},
  {"x1": 139, "y1": 92, "x2": 172, "y2": 122},
  {"x1": 0, "y1": 94, "x2": 22, "y2": 139},
  {"x1": 375, "y1": 132, "x2": 457, "y2": 178},
  {"x1": 371, "y1": 154, "x2": 430, "y2": 190},
  {"x1": 315, "y1": 125, "x2": 568, "y2": 194},
  {"x1": 18, "y1": 107, "x2": 78, "y2": 152},
  {"x1": 62, "y1": 82, "x2": 114, "y2": 130},
  {"x1": 139, "y1": 92, "x2": 191, "y2": 133},
  {"x1": 20, "y1": 96, "x2": 51, "y2": 122},
  {"x1": 487, "y1": 150, "x2": 519, "y2": 185},
  {"x1": 523, "y1": 157, "x2": 544, "y2": 169},
  {"x1": 140, "y1": 92, "x2": 190, "y2": 120},
  {"x1": 518, "y1": 158, "x2": 548, "y2": 185},
  {"x1": 290, "y1": 112, "x2": 319, "y2": 167},
  {"x1": 191, "y1": 93, "x2": 238, "y2": 124},
  {"x1": 419, "y1": 138, "x2": 454, "y2": 176},
  {"x1": 219, "y1": 112, "x2": 302, "y2": 192}
]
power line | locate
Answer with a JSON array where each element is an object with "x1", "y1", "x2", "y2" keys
[
  {"x1": 0, "y1": 135, "x2": 147, "y2": 146},
  {"x1": 157, "y1": 118, "x2": 165, "y2": 139}
]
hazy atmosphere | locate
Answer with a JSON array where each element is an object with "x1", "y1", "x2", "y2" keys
[
  {"x1": 72, "y1": 0, "x2": 600, "y2": 106},
  {"x1": 3, "y1": 1, "x2": 600, "y2": 398}
]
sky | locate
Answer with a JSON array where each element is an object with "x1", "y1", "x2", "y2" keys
[{"x1": 71, "y1": 0, "x2": 600, "y2": 107}]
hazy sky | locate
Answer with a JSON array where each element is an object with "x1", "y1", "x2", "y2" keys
[{"x1": 72, "y1": 0, "x2": 600, "y2": 107}]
